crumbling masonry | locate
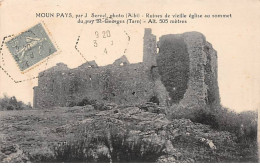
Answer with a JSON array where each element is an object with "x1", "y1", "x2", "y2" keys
[{"x1": 33, "y1": 29, "x2": 220, "y2": 109}]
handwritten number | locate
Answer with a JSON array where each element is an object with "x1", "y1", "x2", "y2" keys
[
  {"x1": 93, "y1": 30, "x2": 111, "y2": 50},
  {"x1": 94, "y1": 40, "x2": 98, "y2": 47},
  {"x1": 95, "y1": 31, "x2": 99, "y2": 38},
  {"x1": 102, "y1": 31, "x2": 106, "y2": 38},
  {"x1": 102, "y1": 30, "x2": 111, "y2": 38},
  {"x1": 106, "y1": 30, "x2": 111, "y2": 37}
]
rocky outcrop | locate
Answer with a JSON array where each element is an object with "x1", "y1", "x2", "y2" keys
[
  {"x1": 61, "y1": 106, "x2": 238, "y2": 163},
  {"x1": 0, "y1": 144, "x2": 28, "y2": 163},
  {"x1": 0, "y1": 106, "x2": 244, "y2": 163}
]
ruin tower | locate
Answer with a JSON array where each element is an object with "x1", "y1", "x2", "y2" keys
[
  {"x1": 143, "y1": 28, "x2": 157, "y2": 67},
  {"x1": 33, "y1": 29, "x2": 220, "y2": 110},
  {"x1": 157, "y1": 32, "x2": 220, "y2": 109}
]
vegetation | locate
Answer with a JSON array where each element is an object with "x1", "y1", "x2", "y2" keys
[
  {"x1": 1, "y1": 103, "x2": 257, "y2": 163},
  {"x1": 169, "y1": 104, "x2": 258, "y2": 162},
  {"x1": 28, "y1": 127, "x2": 165, "y2": 163},
  {"x1": 0, "y1": 94, "x2": 32, "y2": 111},
  {"x1": 75, "y1": 97, "x2": 109, "y2": 111},
  {"x1": 170, "y1": 105, "x2": 257, "y2": 139}
]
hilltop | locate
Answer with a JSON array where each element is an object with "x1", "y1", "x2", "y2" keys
[{"x1": 0, "y1": 103, "x2": 257, "y2": 163}]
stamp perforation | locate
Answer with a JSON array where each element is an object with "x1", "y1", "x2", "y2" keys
[
  {"x1": 0, "y1": 56, "x2": 50, "y2": 83},
  {"x1": 4, "y1": 21, "x2": 60, "y2": 74},
  {"x1": 0, "y1": 34, "x2": 49, "y2": 83}
]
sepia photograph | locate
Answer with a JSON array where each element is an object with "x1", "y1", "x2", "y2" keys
[{"x1": 0, "y1": 0, "x2": 259, "y2": 163}]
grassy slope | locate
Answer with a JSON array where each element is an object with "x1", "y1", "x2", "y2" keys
[
  {"x1": 0, "y1": 107, "x2": 258, "y2": 163},
  {"x1": 0, "y1": 108, "x2": 96, "y2": 153}
]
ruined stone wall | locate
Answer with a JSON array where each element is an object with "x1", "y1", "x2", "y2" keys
[
  {"x1": 33, "y1": 63, "x2": 69, "y2": 108},
  {"x1": 157, "y1": 34, "x2": 190, "y2": 105},
  {"x1": 33, "y1": 29, "x2": 220, "y2": 110},
  {"x1": 157, "y1": 32, "x2": 220, "y2": 109},
  {"x1": 33, "y1": 86, "x2": 39, "y2": 108},
  {"x1": 34, "y1": 62, "x2": 168, "y2": 108},
  {"x1": 179, "y1": 32, "x2": 208, "y2": 108},
  {"x1": 180, "y1": 32, "x2": 220, "y2": 108},
  {"x1": 143, "y1": 28, "x2": 157, "y2": 67},
  {"x1": 71, "y1": 63, "x2": 156, "y2": 106},
  {"x1": 204, "y1": 42, "x2": 220, "y2": 106}
]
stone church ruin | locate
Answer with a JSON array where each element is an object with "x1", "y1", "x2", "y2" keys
[{"x1": 33, "y1": 28, "x2": 220, "y2": 109}]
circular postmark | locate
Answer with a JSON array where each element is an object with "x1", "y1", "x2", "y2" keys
[
  {"x1": 0, "y1": 22, "x2": 60, "y2": 83},
  {"x1": 5, "y1": 22, "x2": 59, "y2": 73},
  {"x1": 75, "y1": 16, "x2": 131, "y2": 66}
]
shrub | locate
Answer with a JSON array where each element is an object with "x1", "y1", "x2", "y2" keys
[
  {"x1": 169, "y1": 105, "x2": 258, "y2": 141},
  {"x1": 77, "y1": 97, "x2": 91, "y2": 106},
  {"x1": 67, "y1": 101, "x2": 77, "y2": 107},
  {"x1": 90, "y1": 100, "x2": 105, "y2": 111},
  {"x1": 192, "y1": 109, "x2": 219, "y2": 129},
  {"x1": 27, "y1": 127, "x2": 165, "y2": 163},
  {"x1": 0, "y1": 94, "x2": 32, "y2": 111},
  {"x1": 104, "y1": 129, "x2": 166, "y2": 163},
  {"x1": 170, "y1": 106, "x2": 219, "y2": 129},
  {"x1": 216, "y1": 108, "x2": 258, "y2": 141},
  {"x1": 76, "y1": 97, "x2": 106, "y2": 111}
]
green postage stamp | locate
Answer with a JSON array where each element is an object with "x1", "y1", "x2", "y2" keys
[{"x1": 5, "y1": 23, "x2": 57, "y2": 71}]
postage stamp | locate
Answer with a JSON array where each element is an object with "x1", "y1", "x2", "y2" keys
[{"x1": 5, "y1": 23, "x2": 57, "y2": 71}]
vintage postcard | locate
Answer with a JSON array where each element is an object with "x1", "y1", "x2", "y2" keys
[{"x1": 0, "y1": 0, "x2": 259, "y2": 163}]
